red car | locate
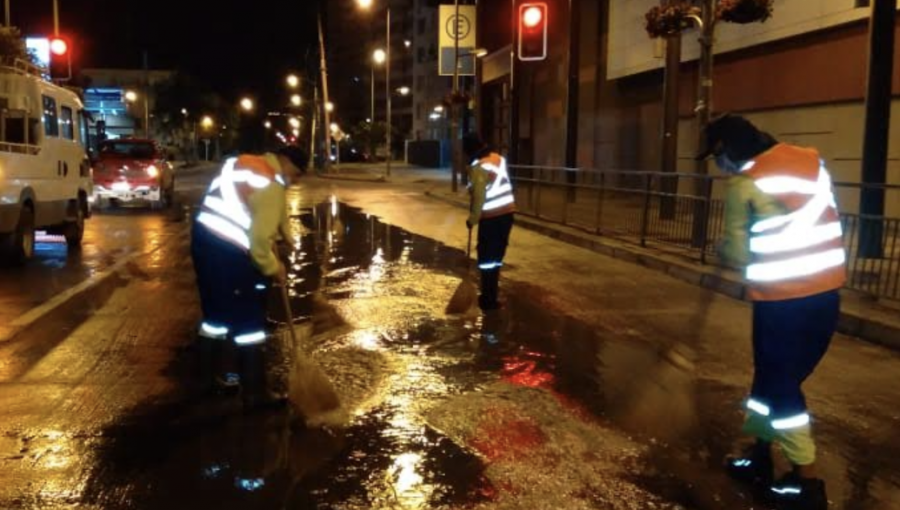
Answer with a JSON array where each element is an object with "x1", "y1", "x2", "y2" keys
[{"x1": 92, "y1": 139, "x2": 175, "y2": 209}]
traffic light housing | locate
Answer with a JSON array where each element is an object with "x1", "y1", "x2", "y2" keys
[
  {"x1": 48, "y1": 37, "x2": 72, "y2": 81},
  {"x1": 518, "y1": 2, "x2": 548, "y2": 61}
]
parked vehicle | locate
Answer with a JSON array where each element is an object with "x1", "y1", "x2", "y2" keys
[
  {"x1": 0, "y1": 59, "x2": 92, "y2": 264},
  {"x1": 92, "y1": 138, "x2": 175, "y2": 209}
]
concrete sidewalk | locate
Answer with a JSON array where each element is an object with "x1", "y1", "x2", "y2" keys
[{"x1": 315, "y1": 162, "x2": 900, "y2": 351}]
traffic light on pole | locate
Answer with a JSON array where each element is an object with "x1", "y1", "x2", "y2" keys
[
  {"x1": 49, "y1": 37, "x2": 72, "y2": 81},
  {"x1": 518, "y1": 2, "x2": 548, "y2": 61}
]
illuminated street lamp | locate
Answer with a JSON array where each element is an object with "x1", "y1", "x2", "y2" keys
[
  {"x1": 124, "y1": 90, "x2": 138, "y2": 102},
  {"x1": 289, "y1": 117, "x2": 301, "y2": 129},
  {"x1": 396, "y1": 86, "x2": 410, "y2": 96},
  {"x1": 325, "y1": 102, "x2": 334, "y2": 113},
  {"x1": 373, "y1": 48, "x2": 386, "y2": 65},
  {"x1": 286, "y1": 74, "x2": 299, "y2": 89},
  {"x1": 264, "y1": 120, "x2": 272, "y2": 129},
  {"x1": 240, "y1": 97, "x2": 254, "y2": 112},
  {"x1": 434, "y1": 105, "x2": 444, "y2": 113},
  {"x1": 181, "y1": 108, "x2": 189, "y2": 116},
  {"x1": 201, "y1": 115, "x2": 214, "y2": 129},
  {"x1": 290, "y1": 94, "x2": 302, "y2": 107}
]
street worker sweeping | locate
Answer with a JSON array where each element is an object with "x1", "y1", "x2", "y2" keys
[
  {"x1": 192, "y1": 146, "x2": 307, "y2": 409},
  {"x1": 462, "y1": 133, "x2": 516, "y2": 312},
  {"x1": 699, "y1": 114, "x2": 846, "y2": 510}
]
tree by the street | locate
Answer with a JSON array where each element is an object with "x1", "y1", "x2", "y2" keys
[
  {"x1": 0, "y1": 27, "x2": 38, "y2": 65},
  {"x1": 348, "y1": 120, "x2": 389, "y2": 160},
  {"x1": 153, "y1": 73, "x2": 239, "y2": 163}
]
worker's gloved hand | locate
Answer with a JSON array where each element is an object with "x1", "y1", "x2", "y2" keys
[{"x1": 466, "y1": 219, "x2": 474, "y2": 230}]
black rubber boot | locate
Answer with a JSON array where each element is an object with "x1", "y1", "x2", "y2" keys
[
  {"x1": 238, "y1": 344, "x2": 267, "y2": 411},
  {"x1": 479, "y1": 269, "x2": 501, "y2": 311},
  {"x1": 239, "y1": 342, "x2": 287, "y2": 411},
  {"x1": 769, "y1": 472, "x2": 828, "y2": 510},
  {"x1": 726, "y1": 442, "x2": 774, "y2": 487}
]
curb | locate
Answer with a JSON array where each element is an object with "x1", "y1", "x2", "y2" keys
[
  {"x1": 314, "y1": 173, "x2": 387, "y2": 184},
  {"x1": 424, "y1": 190, "x2": 900, "y2": 351}
]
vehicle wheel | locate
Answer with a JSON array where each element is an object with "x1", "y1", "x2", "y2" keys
[
  {"x1": 64, "y1": 198, "x2": 86, "y2": 249},
  {"x1": 5, "y1": 205, "x2": 35, "y2": 265}
]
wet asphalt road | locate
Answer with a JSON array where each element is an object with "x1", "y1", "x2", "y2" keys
[{"x1": 0, "y1": 165, "x2": 898, "y2": 509}]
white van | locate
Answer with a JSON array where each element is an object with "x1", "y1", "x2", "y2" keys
[{"x1": 0, "y1": 59, "x2": 92, "y2": 264}]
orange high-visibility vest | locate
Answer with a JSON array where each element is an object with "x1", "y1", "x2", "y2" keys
[
  {"x1": 196, "y1": 155, "x2": 285, "y2": 251},
  {"x1": 742, "y1": 144, "x2": 846, "y2": 301}
]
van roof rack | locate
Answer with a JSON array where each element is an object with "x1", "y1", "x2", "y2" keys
[{"x1": 0, "y1": 58, "x2": 47, "y2": 79}]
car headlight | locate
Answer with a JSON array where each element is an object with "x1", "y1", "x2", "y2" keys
[{"x1": 146, "y1": 165, "x2": 160, "y2": 178}]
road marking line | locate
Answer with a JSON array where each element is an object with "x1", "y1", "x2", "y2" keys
[{"x1": 0, "y1": 247, "x2": 158, "y2": 343}]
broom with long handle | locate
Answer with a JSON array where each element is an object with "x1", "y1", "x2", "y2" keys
[
  {"x1": 616, "y1": 272, "x2": 721, "y2": 441},
  {"x1": 281, "y1": 284, "x2": 342, "y2": 427},
  {"x1": 445, "y1": 227, "x2": 478, "y2": 314}
]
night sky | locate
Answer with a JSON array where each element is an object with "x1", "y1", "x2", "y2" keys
[{"x1": 14, "y1": 0, "x2": 320, "y2": 106}]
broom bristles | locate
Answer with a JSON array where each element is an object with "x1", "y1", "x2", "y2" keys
[
  {"x1": 446, "y1": 278, "x2": 478, "y2": 315},
  {"x1": 289, "y1": 356, "x2": 343, "y2": 427},
  {"x1": 618, "y1": 344, "x2": 696, "y2": 441}
]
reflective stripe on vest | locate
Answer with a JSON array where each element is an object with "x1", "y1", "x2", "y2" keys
[
  {"x1": 746, "y1": 164, "x2": 845, "y2": 284},
  {"x1": 197, "y1": 157, "x2": 277, "y2": 251},
  {"x1": 478, "y1": 156, "x2": 515, "y2": 213}
]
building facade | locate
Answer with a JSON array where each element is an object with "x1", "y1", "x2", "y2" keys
[
  {"x1": 476, "y1": 0, "x2": 900, "y2": 213},
  {"x1": 81, "y1": 68, "x2": 173, "y2": 146}
]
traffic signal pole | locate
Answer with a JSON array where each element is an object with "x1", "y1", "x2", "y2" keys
[
  {"x1": 53, "y1": 0, "x2": 59, "y2": 35},
  {"x1": 508, "y1": 0, "x2": 520, "y2": 164},
  {"x1": 564, "y1": 0, "x2": 580, "y2": 170}
]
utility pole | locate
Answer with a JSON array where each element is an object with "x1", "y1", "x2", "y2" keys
[
  {"x1": 386, "y1": 7, "x2": 392, "y2": 178},
  {"x1": 5, "y1": 0, "x2": 10, "y2": 27},
  {"x1": 859, "y1": 0, "x2": 895, "y2": 259},
  {"x1": 143, "y1": 51, "x2": 151, "y2": 139},
  {"x1": 317, "y1": 10, "x2": 332, "y2": 172},
  {"x1": 691, "y1": 0, "x2": 715, "y2": 249},
  {"x1": 309, "y1": 84, "x2": 319, "y2": 173}
]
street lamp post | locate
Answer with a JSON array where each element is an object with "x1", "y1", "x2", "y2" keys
[{"x1": 358, "y1": 0, "x2": 391, "y2": 178}]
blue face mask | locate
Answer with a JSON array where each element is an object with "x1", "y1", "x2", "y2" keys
[{"x1": 715, "y1": 152, "x2": 742, "y2": 174}]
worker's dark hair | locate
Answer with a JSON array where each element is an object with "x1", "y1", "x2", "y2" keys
[
  {"x1": 697, "y1": 114, "x2": 777, "y2": 161},
  {"x1": 463, "y1": 133, "x2": 491, "y2": 163},
  {"x1": 277, "y1": 146, "x2": 309, "y2": 173}
]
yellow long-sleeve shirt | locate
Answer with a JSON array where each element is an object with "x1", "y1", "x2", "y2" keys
[
  {"x1": 719, "y1": 174, "x2": 785, "y2": 268},
  {"x1": 246, "y1": 165, "x2": 290, "y2": 277}
]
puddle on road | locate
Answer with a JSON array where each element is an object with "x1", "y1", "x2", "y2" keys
[
  {"x1": 57, "y1": 197, "x2": 738, "y2": 510},
  {"x1": 69, "y1": 199, "x2": 785, "y2": 509}
]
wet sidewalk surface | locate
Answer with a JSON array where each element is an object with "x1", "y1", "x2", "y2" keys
[{"x1": 1, "y1": 192, "x2": 899, "y2": 509}]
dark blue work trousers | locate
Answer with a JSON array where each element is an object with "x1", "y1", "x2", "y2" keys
[
  {"x1": 191, "y1": 220, "x2": 268, "y2": 339},
  {"x1": 750, "y1": 290, "x2": 840, "y2": 420}
]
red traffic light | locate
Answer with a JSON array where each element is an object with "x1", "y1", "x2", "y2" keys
[
  {"x1": 518, "y1": 3, "x2": 548, "y2": 62},
  {"x1": 522, "y1": 6, "x2": 543, "y2": 28},
  {"x1": 50, "y1": 38, "x2": 68, "y2": 56}
]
